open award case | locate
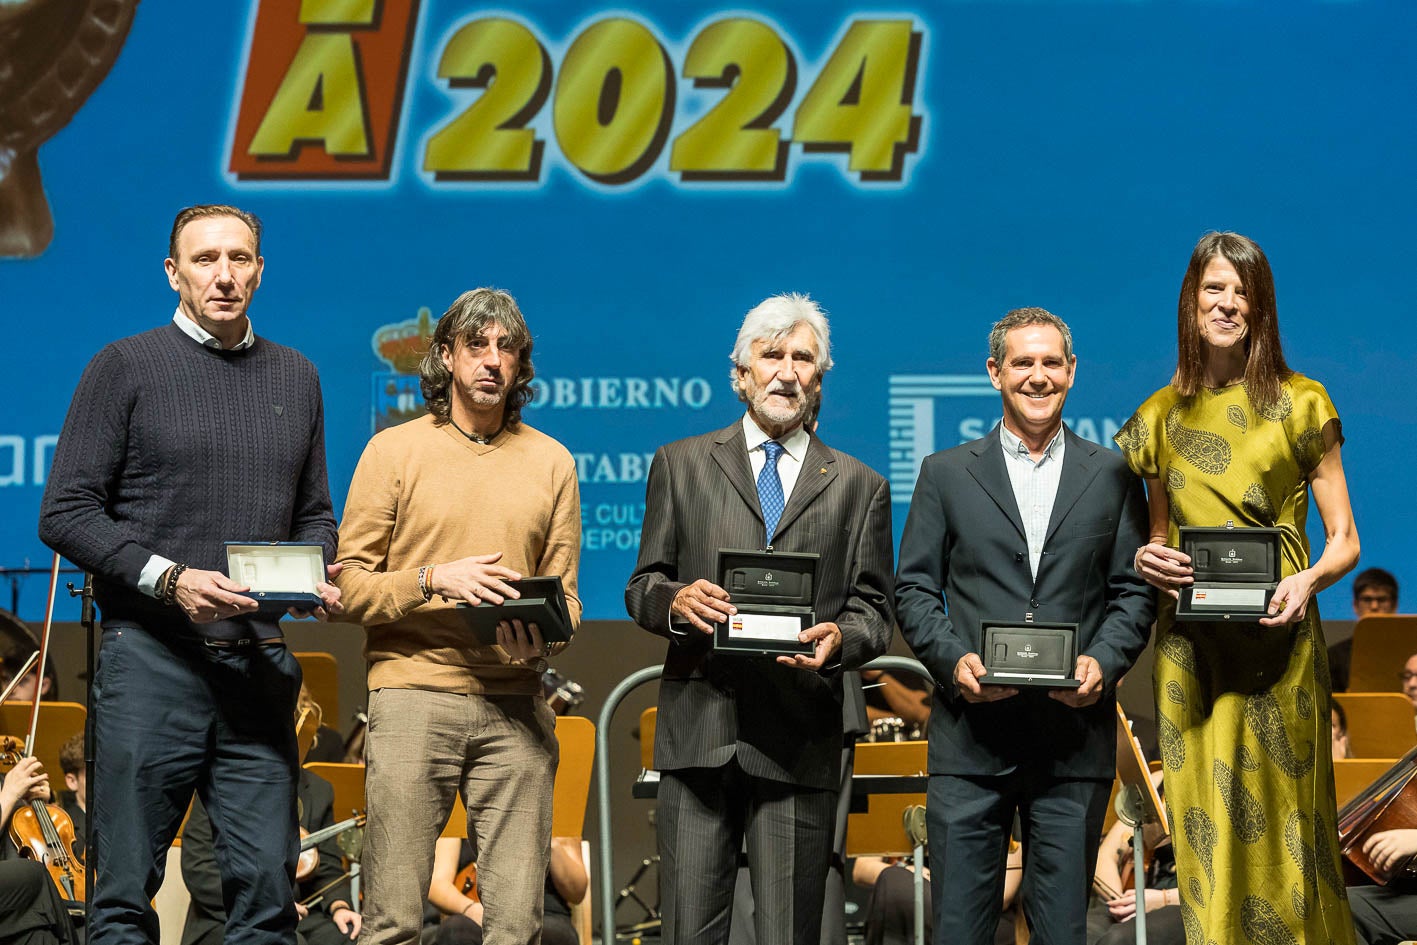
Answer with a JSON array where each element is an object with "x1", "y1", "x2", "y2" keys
[
  {"x1": 455, "y1": 576, "x2": 572, "y2": 647},
  {"x1": 225, "y1": 542, "x2": 326, "y2": 615},
  {"x1": 980, "y1": 619, "x2": 1081, "y2": 689},
  {"x1": 712, "y1": 549, "x2": 817, "y2": 656},
  {"x1": 1175, "y1": 525, "x2": 1282, "y2": 622}
]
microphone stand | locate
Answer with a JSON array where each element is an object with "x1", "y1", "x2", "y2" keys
[{"x1": 67, "y1": 573, "x2": 95, "y2": 931}]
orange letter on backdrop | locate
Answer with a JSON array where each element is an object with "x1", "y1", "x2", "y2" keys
[{"x1": 229, "y1": 0, "x2": 421, "y2": 179}]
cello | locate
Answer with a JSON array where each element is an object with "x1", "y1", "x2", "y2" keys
[
  {"x1": 1337, "y1": 745, "x2": 1417, "y2": 885},
  {"x1": 4, "y1": 554, "x2": 86, "y2": 902}
]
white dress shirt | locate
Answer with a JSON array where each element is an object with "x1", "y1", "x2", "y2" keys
[
  {"x1": 999, "y1": 424, "x2": 1066, "y2": 581},
  {"x1": 742, "y1": 413, "x2": 809, "y2": 506}
]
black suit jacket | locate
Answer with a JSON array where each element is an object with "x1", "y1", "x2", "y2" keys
[
  {"x1": 895, "y1": 425, "x2": 1155, "y2": 780},
  {"x1": 625, "y1": 419, "x2": 895, "y2": 790}
]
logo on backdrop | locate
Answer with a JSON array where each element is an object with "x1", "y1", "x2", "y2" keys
[
  {"x1": 228, "y1": 4, "x2": 926, "y2": 189},
  {"x1": 371, "y1": 307, "x2": 435, "y2": 432},
  {"x1": 369, "y1": 307, "x2": 717, "y2": 433},
  {"x1": 887, "y1": 374, "x2": 1126, "y2": 504},
  {"x1": 0, "y1": 1, "x2": 138, "y2": 257}
]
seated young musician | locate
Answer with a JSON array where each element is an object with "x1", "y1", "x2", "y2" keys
[
  {"x1": 0, "y1": 755, "x2": 78, "y2": 945},
  {"x1": 428, "y1": 834, "x2": 587, "y2": 945},
  {"x1": 1086, "y1": 769, "x2": 1183, "y2": 945}
]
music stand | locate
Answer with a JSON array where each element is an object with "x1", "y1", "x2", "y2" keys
[{"x1": 1115, "y1": 704, "x2": 1168, "y2": 945}]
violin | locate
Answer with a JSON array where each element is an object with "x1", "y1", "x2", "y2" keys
[
  {"x1": 1338, "y1": 745, "x2": 1417, "y2": 885},
  {"x1": 10, "y1": 793, "x2": 85, "y2": 901},
  {"x1": 4, "y1": 555, "x2": 86, "y2": 902},
  {"x1": 455, "y1": 862, "x2": 479, "y2": 903}
]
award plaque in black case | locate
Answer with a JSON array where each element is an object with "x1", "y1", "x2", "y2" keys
[
  {"x1": 980, "y1": 620, "x2": 1081, "y2": 689},
  {"x1": 225, "y1": 542, "x2": 326, "y2": 615},
  {"x1": 455, "y1": 576, "x2": 573, "y2": 646},
  {"x1": 712, "y1": 549, "x2": 817, "y2": 656},
  {"x1": 1175, "y1": 525, "x2": 1282, "y2": 622}
]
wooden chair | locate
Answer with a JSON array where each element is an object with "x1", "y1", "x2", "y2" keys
[
  {"x1": 0, "y1": 700, "x2": 85, "y2": 782},
  {"x1": 639, "y1": 706, "x2": 657, "y2": 771},
  {"x1": 846, "y1": 740, "x2": 927, "y2": 859},
  {"x1": 1334, "y1": 758, "x2": 1399, "y2": 807},
  {"x1": 1346, "y1": 615, "x2": 1417, "y2": 694},
  {"x1": 304, "y1": 761, "x2": 367, "y2": 823},
  {"x1": 1334, "y1": 693, "x2": 1417, "y2": 758},
  {"x1": 293, "y1": 651, "x2": 341, "y2": 724}
]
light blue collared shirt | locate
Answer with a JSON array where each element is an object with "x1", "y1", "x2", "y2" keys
[
  {"x1": 999, "y1": 424, "x2": 1066, "y2": 580},
  {"x1": 171, "y1": 307, "x2": 255, "y2": 351}
]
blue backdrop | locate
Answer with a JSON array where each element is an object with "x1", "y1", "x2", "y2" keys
[{"x1": 2, "y1": 0, "x2": 1411, "y2": 622}]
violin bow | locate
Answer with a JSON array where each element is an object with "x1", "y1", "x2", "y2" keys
[
  {"x1": 24, "y1": 554, "x2": 62, "y2": 758},
  {"x1": 0, "y1": 651, "x2": 40, "y2": 706}
]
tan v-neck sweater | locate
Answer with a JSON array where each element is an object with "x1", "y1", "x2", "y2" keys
[{"x1": 335, "y1": 415, "x2": 581, "y2": 694}]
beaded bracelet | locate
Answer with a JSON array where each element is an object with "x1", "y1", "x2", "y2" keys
[
  {"x1": 161, "y1": 563, "x2": 188, "y2": 606},
  {"x1": 417, "y1": 565, "x2": 434, "y2": 602}
]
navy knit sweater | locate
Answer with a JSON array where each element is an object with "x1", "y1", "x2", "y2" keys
[{"x1": 39, "y1": 322, "x2": 338, "y2": 641}]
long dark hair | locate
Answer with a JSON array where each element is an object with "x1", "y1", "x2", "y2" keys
[
  {"x1": 419, "y1": 288, "x2": 536, "y2": 428},
  {"x1": 1173, "y1": 232, "x2": 1291, "y2": 409}
]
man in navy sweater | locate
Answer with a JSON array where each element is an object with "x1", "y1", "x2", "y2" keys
[{"x1": 39, "y1": 205, "x2": 341, "y2": 945}]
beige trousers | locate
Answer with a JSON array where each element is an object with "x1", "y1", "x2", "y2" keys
[{"x1": 359, "y1": 688, "x2": 558, "y2": 945}]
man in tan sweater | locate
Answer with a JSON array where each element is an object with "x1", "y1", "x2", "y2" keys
[{"x1": 335, "y1": 287, "x2": 581, "y2": 945}]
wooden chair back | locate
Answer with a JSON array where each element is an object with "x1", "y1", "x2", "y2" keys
[
  {"x1": 1347, "y1": 616, "x2": 1417, "y2": 694},
  {"x1": 1334, "y1": 692, "x2": 1416, "y2": 759}
]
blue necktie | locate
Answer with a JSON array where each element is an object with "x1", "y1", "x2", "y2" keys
[{"x1": 758, "y1": 440, "x2": 786, "y2": 542}]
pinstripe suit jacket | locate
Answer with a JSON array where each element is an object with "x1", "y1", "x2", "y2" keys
[{"x1": 625, "y1": 418, "x2": 894, "y2": 790}]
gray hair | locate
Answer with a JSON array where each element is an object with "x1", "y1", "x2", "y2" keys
[
  {"x1": 728, "y1": 293, "x2": 833, "y2": 399},
  {"x1": 419, "y1": 288, "x2": 536, "y2": 427},
  {"x1": 988, "y1": 307, "x2": 1074, "y2": 364}
]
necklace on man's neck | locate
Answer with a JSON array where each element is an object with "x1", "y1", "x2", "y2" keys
[{"x1": 449, "y1": 415, "x2": 501, "y2": 445}]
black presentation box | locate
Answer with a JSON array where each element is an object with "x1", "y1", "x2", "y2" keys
[
  {"x1": 712, "y1": 549, "x2": 817, "y2": 656},
  {"x1": 1175, "y1": 526, "x2": 1282, "y2": 622},
  {"x1": 980, "y1": 620, "x2": 1081, "y2": 689},
  {"x1": 455, "y1": 576, "x2": 573, "y2": 647},
  {"x1": 226, "y1": 542, "x2": 326, "y2": 615}
]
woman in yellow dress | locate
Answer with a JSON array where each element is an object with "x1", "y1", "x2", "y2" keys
[{"x1": 1115, "y1": 232, "x2": 1359, "y2": 945}]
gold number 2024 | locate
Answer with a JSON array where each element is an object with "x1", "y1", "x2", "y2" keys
[{"x1": 423, "y1": 17, "x2": 922, "y2": 184}]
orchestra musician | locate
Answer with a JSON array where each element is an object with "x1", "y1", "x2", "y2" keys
[
  {"x1": 0, "y1": 755, "x2": 78, "y2": 945},
  {"x1": 427, "y1": 835, "x2": 587, "y2": 945},
  {"x1": 1347, "y1": 829, "x2": 1417, "y2": 944}
]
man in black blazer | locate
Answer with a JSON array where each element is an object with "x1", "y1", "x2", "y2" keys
[
  {"x1": 896, "y1": 308, "x2": 1154, "y2": 945},
  {"x1": 626, "y1": 293, "x2": 894, "y2": 945}
]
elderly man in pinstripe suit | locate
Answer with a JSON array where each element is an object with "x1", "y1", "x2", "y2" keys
[{"x1": 626, "y1": 293, "x2": 895, "y2": 945}]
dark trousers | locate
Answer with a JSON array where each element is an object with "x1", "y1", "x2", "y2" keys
[
  {"x1": 1084, "y1": 896, "x2": 1186, "y2": 945},
  {"x1": 728, "y1": 744, "x2": 855, "y2": 945},
  {"x1": 1349, "y1": 883, "x2": 1417, "y2": 945},
  {"x1": 433, "y1": 912, "x2": 578, "y2": 945},
  {"x1": 927, "y1": 772, "x2": 1110, "y2": 945},
  {"x1": 0, "y1": 859, "x2": 79, "y2": 945},
  {"x1": 90, "y1": 624, "x2": 302, "y2": 945},
  {"x1": 658, "y1": 761, "x2": 836, "y2": 945}
]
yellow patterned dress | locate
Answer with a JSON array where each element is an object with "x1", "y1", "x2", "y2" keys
[{"x1": 1114, "y1": 375, "x2": 1354, "y2": 945}]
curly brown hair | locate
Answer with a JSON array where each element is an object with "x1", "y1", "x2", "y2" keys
[{"x1": 419, "y1": 288, "x2": 536, "y2": 428}]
